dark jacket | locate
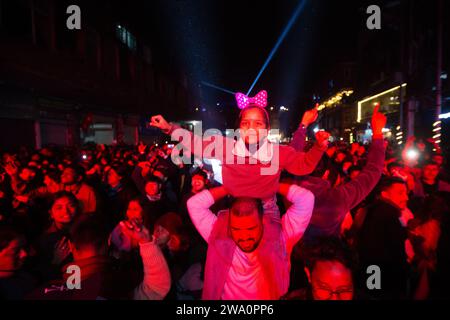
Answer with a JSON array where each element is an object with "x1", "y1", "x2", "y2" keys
[
  {"x1": 141, "y1": 195, "x2": 173, "y2": 231},
  {"x1": 413, "y1": 179, "x2": 450, "y2": 198},
  {"x1": 103, "y1": 181, "x2": 139, "y2": 227},
  {"x1": 289, "y1": 129, "x2": 386, "y2": 242},
  {"x1": 33, "y1": 224, "x2": 72, "y2": 282},
  {"x1": 356, "y1": 200, "x2": 409, "y2": 299},
  {"x1": 0, "y1": 272, "x2": 36, "y2": 300}
]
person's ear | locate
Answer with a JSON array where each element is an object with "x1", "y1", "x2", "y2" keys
[{"x1": 304, "y1": 267, "x2": 312, "y2": 284}]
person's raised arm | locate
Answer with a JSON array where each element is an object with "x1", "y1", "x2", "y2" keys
[
  {"x1": 209, "y1": 186, "x2": 228, "y2": 202},
  {"x1": 290, "y1": 107, "x2": 319, "y2": 152},
  {"x1": 118, "y1": 221, "x2": 171, "y2": 300},
  {"x1": 283, "y1": 131, "x2": 330, "y2": 176},
  {"x1": 279, "y1": 183, "x2": 314, "y2": 253},
  {"x1": 4, "y1": 162, "x2": 26, "y2": 195},
  {"x1": 131, "y1": 164, "x2": 149, "y2": 195},
  {"x1": 332, "y1": 105, "x2": 387, "y2": 211},
  {"x1": 150, "y1": 115, "x2": 226, "y2": 162},
  {"x1": 186, "y1": 186, "x2": 228, "y2": 242}
]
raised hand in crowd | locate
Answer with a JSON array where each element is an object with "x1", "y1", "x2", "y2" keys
[
  {"x1": 138, "y1": 141, "x2": 147, "y2": 155},
  {"x1": 301, "y1": 106, "x2": 319, "y2": 128},
  {"x1": 371, "y1": 104, "x2": 387, "y2": 138},
  {"x1": 119, "y1": 219, "x2": 152, "y2": 246},
  {"x1": 150, "y1": 115, "x2": 172, "y2": 133}
]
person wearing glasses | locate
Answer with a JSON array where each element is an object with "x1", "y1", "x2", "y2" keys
[{"x1": 283, "y1": 237, "x2": 356, "y2": 300}]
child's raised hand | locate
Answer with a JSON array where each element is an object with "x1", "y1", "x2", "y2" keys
[{"x1": 150, "y1": 115, "x2": 171, "y2": 133}]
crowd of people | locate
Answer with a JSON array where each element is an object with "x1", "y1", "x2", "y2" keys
[{"x1": 1, "y1": 97, "x2": 449, "y2": 300}]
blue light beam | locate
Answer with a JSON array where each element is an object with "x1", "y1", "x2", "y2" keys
[
  {"x1": 247, "y1": 0, "x2": 308, "y2": 96},
  {"x1": 201, "y1": 81, "x2": 236, "y2": 95}
]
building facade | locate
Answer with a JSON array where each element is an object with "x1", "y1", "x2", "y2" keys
[{"x1": 0, "y1": 0, "x2": 195, "y2": 150}]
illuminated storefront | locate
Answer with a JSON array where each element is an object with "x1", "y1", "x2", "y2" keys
[
  {"x1": 356, "y1": 83, "x2": 407, "y2": 143},
  {"x1": 315, "y1": 90, "x2": 355, "y2": 142},
  {"x1": 357, "y1": 83, "x2": 407, "y2": 123}
]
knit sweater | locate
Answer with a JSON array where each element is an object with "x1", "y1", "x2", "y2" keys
[
  {"x1": 289, "y1": 126, "x2": 386, "y2": 241},
  {"x1": 167, "y1": 124, "x2": 325, "y2": 199}
]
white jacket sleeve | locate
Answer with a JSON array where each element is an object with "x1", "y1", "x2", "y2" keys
[
  {"x1": 282, "y1": 185, "x2": 314, "y2": 254},
  {"x1": 186, "y1": 190, "x2": 217, "y2": 242}
]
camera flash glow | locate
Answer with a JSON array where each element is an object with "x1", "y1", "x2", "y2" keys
[{"x1": 407, "y1": 149, "x2": 419, "y2": 160}]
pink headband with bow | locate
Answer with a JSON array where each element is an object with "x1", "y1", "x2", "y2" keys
[{"x1": 235, "y1": 90, "x2": 268, "y2": 110}]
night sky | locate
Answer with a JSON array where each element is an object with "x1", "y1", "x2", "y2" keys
[
  {"x1": 115, "y1": 0, "x2": 364, "y2": 103},
  {"x1": 110, "y1": 0, "x2": 446, "y2": 122}
]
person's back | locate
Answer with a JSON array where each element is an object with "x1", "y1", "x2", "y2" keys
[
  {"x1": 356, "y1": 200, "x2": 409, "y2": 299},
  {"x1": 358, "y1": 201, "x2": 407, "y2": 264}
]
